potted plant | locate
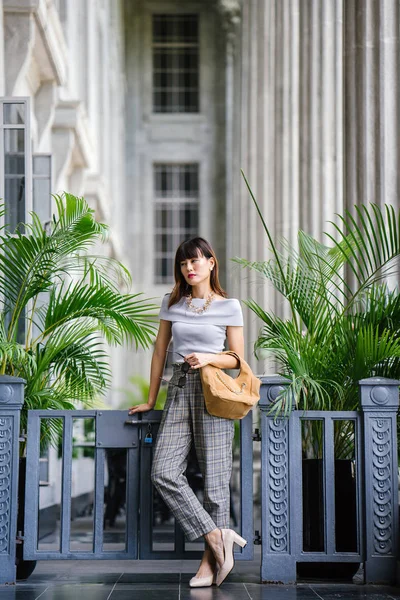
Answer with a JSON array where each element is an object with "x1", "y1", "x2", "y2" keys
[
  {"x1": 236, "y1": 175, "x2": 400, "y2": 578},
  {"x1": 0, "y1": 194, "x2": 158, "y2": 578}
]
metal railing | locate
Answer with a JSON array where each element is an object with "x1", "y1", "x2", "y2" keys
[
  {"x1": 0, "y1": 374, "x2": 398, "y2": 585},
  {"x1": 0, "y1": 391, "x2": 253, "y2": 583},
  {"x1": 259, "y1": 376, "x2": 400, "y2": 585}
]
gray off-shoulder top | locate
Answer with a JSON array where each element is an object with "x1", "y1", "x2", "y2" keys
[{"x1": 159, "y1": 293, "x2": 244, "y2": 363}]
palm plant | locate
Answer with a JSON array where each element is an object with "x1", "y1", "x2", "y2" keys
[
  {"x1": 236, "y1": 175, "x2": 400, "y2": 445},
  {"x1": 0, "y1": 193, "x2": 158, "y2": 449}
]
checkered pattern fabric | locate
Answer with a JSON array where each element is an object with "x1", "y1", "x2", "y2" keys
[{"x1": 151, "y1": 364, "x2": 235, "y2": 541}]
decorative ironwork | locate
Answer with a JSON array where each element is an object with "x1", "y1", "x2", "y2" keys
[
  {"x1": 0, "y1": 417, "x2": 12, "y2": 554},
  {"x1": 371, "y1": 418, "x2": 392, "y2": 555},
  {"x1": 370, "y1": 387, "x2": 389, "y2": 406},
  {"x1": 268, "y1": 417, "x2": 288, "y2": 553}
]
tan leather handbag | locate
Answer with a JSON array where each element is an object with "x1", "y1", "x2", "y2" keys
[{"x1": 200, "y1": 351, "x2": 261, "y2": 419}]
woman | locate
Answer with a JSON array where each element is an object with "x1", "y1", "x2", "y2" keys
[{"x1": 129, "y1": 237, "x2": 247, "y2": 588}]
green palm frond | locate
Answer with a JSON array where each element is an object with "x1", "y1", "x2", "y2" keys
[
  {"x1": 41, "y1": 280, "x2": 158, "y2": 349},
  {"x1": 326, "y1": 204, "x2": 400, "y2": 301},
  {"x1": 0, "y1": 193, "x2": 158, "y2": 449},
  {"x1": 53, "y1": 193, "x2": 108, "y2": 240},
  {"x1": 239, "y1": 175, "x2": 400, "y2": 422}
]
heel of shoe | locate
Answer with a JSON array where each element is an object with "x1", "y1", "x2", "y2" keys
[{"x1": 233, "y1": 533, "x2": 247, "y2": 548}]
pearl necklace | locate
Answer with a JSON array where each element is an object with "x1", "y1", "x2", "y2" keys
[{"x1": 186, "y1": 292, "x2": 215, "y2": 314}]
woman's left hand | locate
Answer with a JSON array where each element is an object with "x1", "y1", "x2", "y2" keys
[{"x1": 184, "y1": 352, "x2": 214, "y2": 369}]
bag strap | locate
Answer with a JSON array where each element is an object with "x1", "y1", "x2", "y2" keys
[
  {"x1": 218, "y1": 350, "x2": 253, "y2": 377},
  {"x1": 222, "y1": 350, "x2": 241, "y2": 365}
]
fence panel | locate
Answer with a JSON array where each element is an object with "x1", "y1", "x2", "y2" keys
[
  {"x1": 23, "y1": 409, "x2": 253, "y2": 562},
  {"x1": 0, "y1": 376, "x2": 25, "y2": 585},
  {"x1": 260, "y1": 375, "x2": 399, "y2": 585}
]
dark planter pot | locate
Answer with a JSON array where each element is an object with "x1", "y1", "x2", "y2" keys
[
  {"x1": 297, "y1": 458, "x2": 360, "y2": 580},
  {"x1": 16, "y1": 458, "x2": 37, "y2": 580}
]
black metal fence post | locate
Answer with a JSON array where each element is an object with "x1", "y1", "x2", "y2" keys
[
  {"x1": 359, "y1": 377, "x2": 399, "y2": 584},
  {"x1": 259, "y1": 375, "x2": 295, "y2": 583},
  {"x1": 0, "y1": 375, "x2": 25, "y2": 585}
]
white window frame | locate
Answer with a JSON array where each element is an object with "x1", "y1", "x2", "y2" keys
[
  {"x1": 0, "y1": 97, "x2": 32, "y2": 228},
  {"x1": 142, "y1": 2, "x2": 208, "y2": 122},
  {"x1": 152, "y1": 13, "x2": 200, "y2": 114},
  {"x1": 153, "y1": 163, "x2": 200, "y2": 284}
]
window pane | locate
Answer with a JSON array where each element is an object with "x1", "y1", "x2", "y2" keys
[
  {"x1": 155, "y1": 233, "x2": 174, "y2": 253},
  {"x1": 155, "y1": 205, "x2": 174, "y2": 229},
  {"x1": 5, "y1": 129, "x2": 25, "y2": 155},
  {"x1": 4, "y1": 129, "x2": 25, "y2": 231},
  {"x1": 33, "y1": 155, "x2": 51, "y2": 176},
  {"x1": 33, "y1": 179, "x2": 51, "y2": 224},
  {"x1": 154, "y1": 165, "x2": 199, "y2": 284},
  {"x1": 179, "y1": 205, "x2": 198, "y2": 230},
  {"x1": 153, "y1": 14, "x2": 198, "y2": 44},
  {"x1": 3, "y1": 103, "x2": 25, "y2": 125},
  {"x1": 154, "y1": 257, "x2": 174, "y2": 283},
  {"x1": 152, "y1": 15, "x2": 199, "y2": 114},
  {"x1": 33, "y1": 155, "x2": 52, "y2": 226},
  {"x1": 179, "y1": 167, "x2": 198, "y2": 197}
]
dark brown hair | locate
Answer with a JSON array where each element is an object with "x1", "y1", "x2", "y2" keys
[{"x1": 168, "y1": 237, "x2": 227, "y2": 307}]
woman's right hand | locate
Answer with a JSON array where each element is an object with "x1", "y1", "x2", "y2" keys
[{"x1": 128, "y1": 402, "x2": 153, "y2": 415}]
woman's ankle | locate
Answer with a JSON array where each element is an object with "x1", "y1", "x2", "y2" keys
[
  {"x1": 204, "y1": 529, "x2": 224, "y2": 567},
  {"x1": 204, "y1": 528, "x2": 221, "y2": 544}
]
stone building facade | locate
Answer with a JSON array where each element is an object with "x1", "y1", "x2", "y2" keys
[
  {"x1": 0, "y1": 0, "x2": 399, "y2": 386},
  {"x1": 231, "y1": 0, "x2": 400, "y2": 360},
  {"x1": 0, "y1": 0, "x2": 398, "y2": 531}
]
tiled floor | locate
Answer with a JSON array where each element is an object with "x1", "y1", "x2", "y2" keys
[
  {"x1": 3, "y1": 556, "x2": 400, "y2": 600},
  {"x1": 5, "y1": 516, "x2": 400, "y2": 599}
]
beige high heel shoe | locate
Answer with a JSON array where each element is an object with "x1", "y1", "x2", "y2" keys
[
  {"x1": 189, "y1": 574, "x2": 213, "y2": 588},
  {"x1": 189, "y1": 566, "x2": 219, "y2": 588},
  {"x1": 215, "y1": 528, "x2": 247, "y2": 587}
]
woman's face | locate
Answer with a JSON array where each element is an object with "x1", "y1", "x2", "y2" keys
[{"x1": 180, "y1": 252, "x2": 215, "y2": 287}]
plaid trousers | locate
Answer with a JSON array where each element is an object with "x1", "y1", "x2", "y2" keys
[{"x1": 151, "y1": 364, "x2": 235, "y2": 541}]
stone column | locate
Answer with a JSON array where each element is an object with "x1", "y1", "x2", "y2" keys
[
  {"x1": 232, "y1": 0, "x2": 344, "y2": 367},
  {"x1": 299, "y1": 0, "x2": 344, "y2": 237},
  {"x1": 232, "y1": 0, "x2": 272, "y2": 362},
  {"x1": 0, "y1": 375, "x2": 25, "y2": 585},
  {"x1": 216, "y1": 0, "x2": 241, "y2": 289},
  {"x1": 344, "y1": 0, "x2": 400, "y2": 212},
  {"x1": 0, "y1": 0, "x2": 6, "y2": 95}
]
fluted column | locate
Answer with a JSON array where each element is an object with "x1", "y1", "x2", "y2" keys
[
  {"x1": 233, "y1": 0, "x2": 270, "y2": 364},
  {"x1": 232, "y1": 0, "x2": 344, "y2": 368},
  {"x1": 216, "y1": 0, "x2": 241, "y2": 290},
  {"x1": 298, "y1": 0, "x2": 344, "y2": 238},
  {"x1": 0, "y1": 0, "x2": 5, "y2": 95},
  {"x1": 344, "y1": 0, "x2": 400, "y2": 212}
]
